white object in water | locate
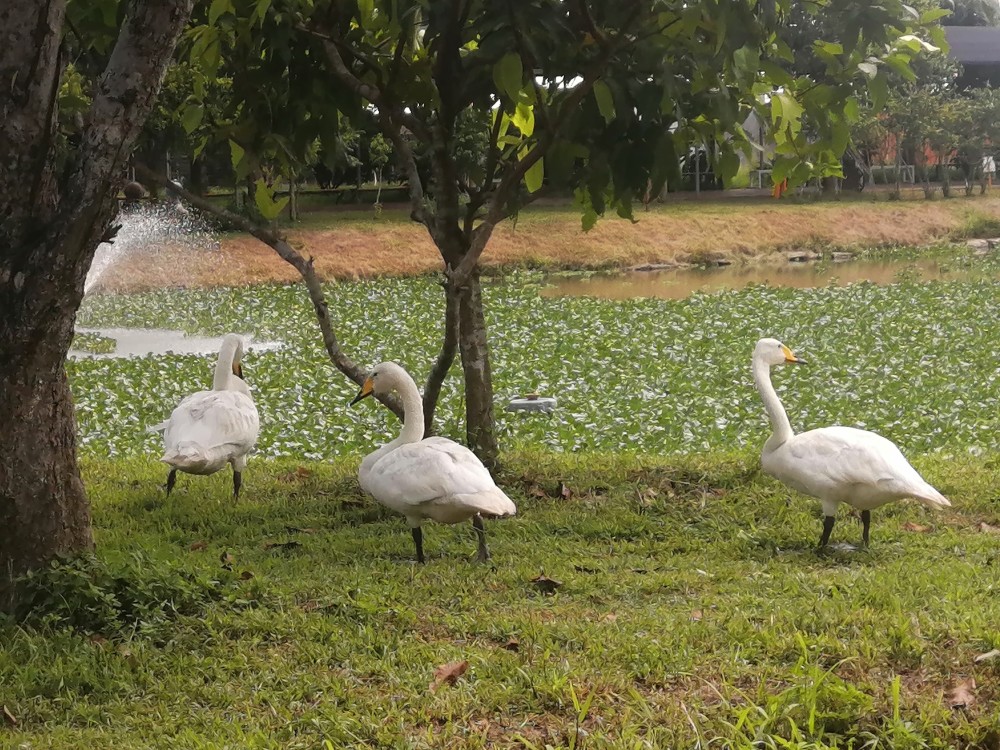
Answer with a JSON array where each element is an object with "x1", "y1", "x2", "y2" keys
[{"x1": 506, "y1": 394, "x2": 557, "y2": 413}]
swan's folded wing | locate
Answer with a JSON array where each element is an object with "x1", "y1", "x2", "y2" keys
[
  {"x1": 164, "y1": 391, "x2": 260, "y2": 453},
  {"x1": 363, "y1": 438, "x2": 497, "y2": 508},
  {"x1": 787, "y1": 426, "x2": 916, "y2": 491}
]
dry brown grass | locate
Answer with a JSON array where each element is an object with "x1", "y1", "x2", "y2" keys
[{"x1": 97, "y1": 193, "x2": 1000, "y2": 291}]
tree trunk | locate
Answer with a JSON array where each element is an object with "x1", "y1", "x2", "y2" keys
[
  {"x1": 0, "y1": 357, "x2": 91, "y2": 609},
  {"x1": 422, "y1": 282, "x2": 460, "y2": 436},
  {"x1": 455, "y1": 271, "x2": 499, "y2": 468},
  {"x1": 0, "y1": 0, "x2": 194, "y2": 605}
]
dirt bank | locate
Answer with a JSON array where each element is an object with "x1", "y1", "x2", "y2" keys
[{"x1": 97, "y1": 193, "x2": 1000, "y2": 291}]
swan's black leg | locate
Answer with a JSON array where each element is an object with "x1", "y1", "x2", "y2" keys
[
  {"x1": 165, "y1": 469, "x2": 177, "y2": 496},
  {"x1": 861, "y1": 510, "x2": 871, "y2": 547},
  {"x1": 233, "y1": 470, "x2": 242, "y2": 499},
  {"x1": 411, "y1": 527, "x2": 425, "y2": 564},
  {"x1": 473, "y1": 515, "x2": 490, "y2": 563},
  {"x1": 818, "y1": 515, "x2": 836, "y2": 549}
]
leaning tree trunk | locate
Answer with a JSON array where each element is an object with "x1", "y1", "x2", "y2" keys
[
  {"x1": 0, "y1": 0, "x2": 194, "y2": 606},
  {"x1": 455, "y1": 271, "x2": 500, "y2": 468}
]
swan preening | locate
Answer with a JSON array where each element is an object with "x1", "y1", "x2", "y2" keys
[
  {"x1": 753, "y1": 337, "x2": 950, "y2": 548},
  {"x1": 149, "y1": 333, "x2": 260, "y2": 498},
  {"x1": 351, "y1": 362, "x2": 517, "y2": 563}
]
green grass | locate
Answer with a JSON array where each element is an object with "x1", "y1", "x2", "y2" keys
[
  {"x1": 72, "y1": 245, "x2": 1000, "y2": 460},
  {"x1": 2, "y1": 451, "x2": 999, "y2": 748}
]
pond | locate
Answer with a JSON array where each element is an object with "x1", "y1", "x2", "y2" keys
[
  {"x1": 540, "y1": 255, "x2": 994, "y2": 300},
  {"x1": 70, "y1": 327, "x2": 282, "y2": 359}
]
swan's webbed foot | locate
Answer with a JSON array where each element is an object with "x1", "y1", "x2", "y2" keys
[
  {"x1": 473, "y1": 515, "x2": 491, "y2": 563},
  {"x1": 165, "y1": 469, "x2": 177, "y2": 496},
  {"x1": 411, "y1": 527, "x2": 426, "y2": 564},
  {"x1": 817, "y1": 514, "x2": 836, "y2": 550},
  {"x1": 232, "y1": 470, "x2": 242, "y2": 499},
  {"x1": 861, "y1": 510, "x2": 871, "y2": 547}
]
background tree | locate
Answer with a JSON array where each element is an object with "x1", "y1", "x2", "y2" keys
[
  {"x1": 0, "y1": 0, "x2": 195, "y2": 606},
  {"x1": 940, "y1": 0, "x2": 1000, "y2": 25},
  {"x1": 153, "y1": 0, "x2": 938, "y2": 468}
]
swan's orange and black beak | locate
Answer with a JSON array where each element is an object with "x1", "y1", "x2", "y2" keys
[
  {"x1": 350, "y1": 376, "x2": 375, "y2": 406},
  {"x1": 233, "y1": 361, "x2": 245, "y2": 379},
  {"x1": 781, "y1": 344, "x2": 807, "y2": 365}
]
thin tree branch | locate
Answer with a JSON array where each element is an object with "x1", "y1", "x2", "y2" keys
[
  {"x1": 135, "y1": 163, "x2": 405, "y2": 422},
  {"x1": 422, "y1": 279, "x2": 461, "y2": 436}
]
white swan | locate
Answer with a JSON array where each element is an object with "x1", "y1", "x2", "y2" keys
[
  {"x1": 149, "y1": 333, "x2": 260, "y2": 498},
  {"x1": 350, "y1": 362, "x2": 517, "y2": 563},
  {"x1": 753, "y1": 337, "x2": 950, "y2": 548}
]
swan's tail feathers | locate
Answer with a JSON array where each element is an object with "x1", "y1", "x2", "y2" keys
[
  {"x1": 461, "y1": 489, "x2": 517, "y2": 519},
  {"x1": 147, "y1": 420, "x2": 169, "y2": 435},
  {"x1": 160, "y1": 442, "x2": 218, "y2": 475},
  {"x1": 912, "y1": 484, "x2": 951, "y2": 510}
]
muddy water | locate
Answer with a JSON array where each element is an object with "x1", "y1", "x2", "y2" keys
[
  {"x1": 541, "y1": 257, "x2": 989, "y2": 301},
  {"x1": 70, "y1": 327, "x2": 282, "y2": 359}
]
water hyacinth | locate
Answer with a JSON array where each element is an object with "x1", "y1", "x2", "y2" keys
[{"x1": 72, "y1": 262, "x2": 1000, "y2": 461}]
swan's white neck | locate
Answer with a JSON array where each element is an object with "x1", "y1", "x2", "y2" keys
[
  {"x1": 753, "y1": 356, "x2": 794, "y2": 449},
  {"x1": 393, "y1": 370, "x2": 425, "y2": 445},
  {"x1": 213, "y1": 338, "x2": 240, "y2": 391}
]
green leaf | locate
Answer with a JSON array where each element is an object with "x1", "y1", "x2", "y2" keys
[
  {"x1": 772, "y1": 92, "x2": 803, "y2": 139},
  {"x1": 357, "y1": 0, "x2": 375, "y2": 28},
  {"x1": 732, "y1": 46, "x2": 759, "y2": 81},
  {"x1": 857, "y1": 61, "x2": 878, "y2": 78},
  {"x1": 492, "y1": 53, "x2": 523, "y2": 103},
  {"x1": 208, "y1": 0, "x2": 232, "y2": 26},
  {"x1": 869, "y1": 71, "x2": 889, "y2": 112},
  {"x1": 181, "y1": 103, "x2": 203, "y2": 135},
  {"x1": 524, "y1": 155, "x2": 544, "y2": 193},
  {"x1": 815, "y1": 41, "x2": 844, "y2": 56},
  {"x1": 718, "y1": 150, "x2": 740, "y2": 186},
  {"x1": 511, "y1": 102, "x2": 534, "y2": 137},
  {"x1": 592, "y1": 80, "x2": 616, "y2": 124},
  {"x1": 920, "y1": 7, "x2": 951, "y2": 23},
  {"x1": 581, "y1": 206, "x2": 599, "y2": 231},
  {"x1": 229, "y1": 140, "x2": 245, "y2": 171},
  {"x1": 759, "y1": 61, "x2": 793, "y2": 87},
  {"x1": 254, "y1": 178, "x2": 289, "y2": 220}
]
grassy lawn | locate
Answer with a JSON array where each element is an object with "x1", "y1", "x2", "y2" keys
[
  {"x1": 10, "y1": 243, "x2": 1000, "y2": 746},
  {"x1": 2, "y1": 451, "x2": 998, "y2": 748}
]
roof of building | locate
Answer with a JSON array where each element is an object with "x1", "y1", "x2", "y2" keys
[{"x1": 944, "y1": 25, "x2": 1000, "y2": 65}]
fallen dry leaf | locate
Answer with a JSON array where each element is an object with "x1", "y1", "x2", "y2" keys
[
  {"x1": 602, "y1": 612, "x2": 618, "y2": 623},
  {"x1": 527, "y1": 485, "x2": 547, "y2": 498},
  {"x1": 559, "y1": 482, "x2": 573, "y2": 499},
  {"x1": 502, "y1": 638, "x2": 520, "y2": 652},
  {"x1": 574, "y1": 564, "x2": 598, "y2": 574},
  {"x1": 975, "y1": 648, "x2": 1000, "y2": 663},
  {"x1": 277, "y1": 466, "x2": 314, "y2": 483},
  {"x1": 978, "y1": 522, "x2": 1000, "y2": 534},
  {"x1": 239, "y1": 570, "x2": 255, "y2": 580},
  {"x1": 429, "y1": 660, "x2": 469, "y2": 692},
  {"x1": 690, "y1": 609, "x2": 704, "y2": 622},
  {"x1": 530, "y1": 573, "x2": 563, "y2": 595},
  {"x1": 947, "y1": 677, "x2": 976, "y2": 710},
  {"x1": 219, "y1": 551, "x2": 235, "y2": 569},
  {"x1": 87, "y1": 634, "x2": 109, "y2": 647},
  {"x1": 2, "y1": 705, "x2": 17, "y2": 726},
  {"x1": 189, "y1": 540, "x2": 208, "y2": 551},
  {"x1": 903, "y1": 522, "x2": 931, "y2": 533}
]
